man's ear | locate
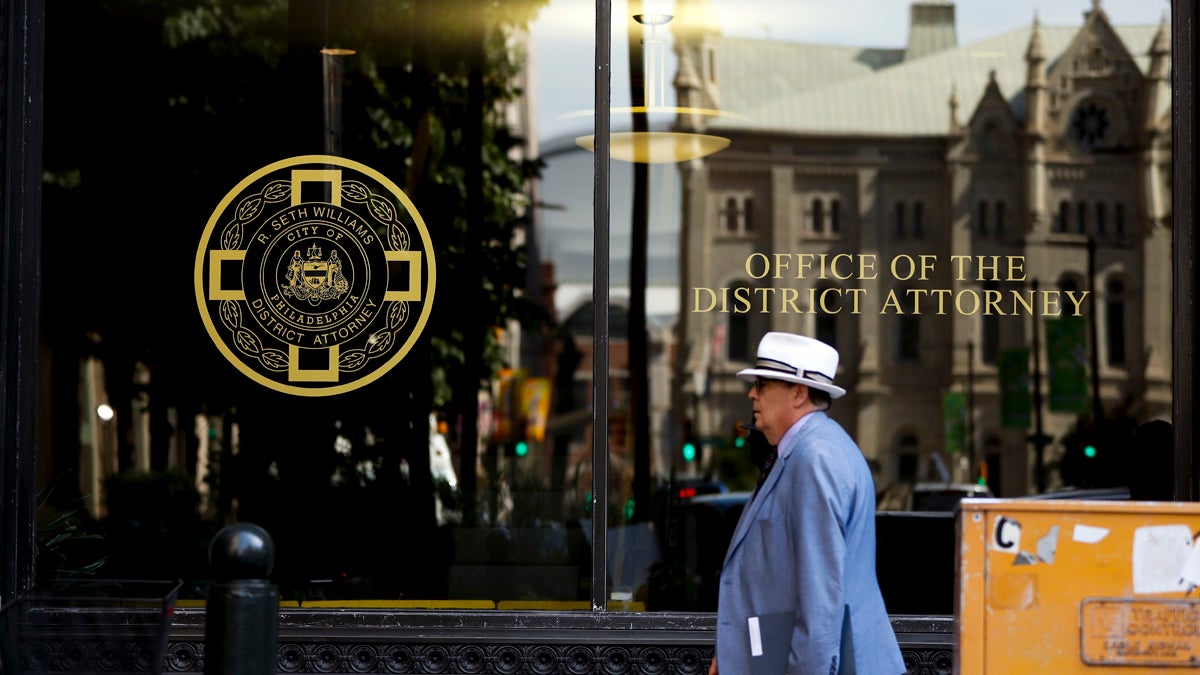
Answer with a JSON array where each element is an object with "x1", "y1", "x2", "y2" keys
[{"x1": 791, "y1": 383, "x2": 810, "y2": 408}]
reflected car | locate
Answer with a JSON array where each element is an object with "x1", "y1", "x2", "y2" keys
[
  {"x1": 911, "y1": 482, "x2": 993, "y2": 511},
  {"x1": 653, "y1": 489, "x2": 957, "y2": 615},
  {"x1": 1017, "y1": 486, "x2": 1130, "y2": 500}
]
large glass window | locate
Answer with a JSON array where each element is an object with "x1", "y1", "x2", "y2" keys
[
  {"x1": 37, "y1": 0, "x2": 597, "y2": 608},
  {"x1": 26, "y1": 0, "x2": 1178, "y2": 619}
]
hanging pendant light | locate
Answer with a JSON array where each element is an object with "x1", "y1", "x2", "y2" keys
[{"x1": 574, "y1": 12, "x2": 733, "y2": 164}]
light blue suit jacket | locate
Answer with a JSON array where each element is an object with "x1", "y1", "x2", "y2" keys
[{"x1": 715, "y1": 412, "x2": 904, "y2": 675}]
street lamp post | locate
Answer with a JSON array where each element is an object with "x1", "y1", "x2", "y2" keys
[{"x1": 627, "y1": 2, "x2": 652, "y2": 521}]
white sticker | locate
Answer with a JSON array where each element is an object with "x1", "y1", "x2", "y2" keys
[
  {"x1": 748, "y1": 616, "x2": 763, "y2": 657},
  {"x1": 1179, "y1": 539, "x2": 1200, "y2": 588},
  {"x1": 1132, "y1": 525, "x2": 1194, "y2": 594},
  {"x1": 1072, "y1": 524, "x2": 1109, "y2": 544},
  {"x1": 992, "y1": 516, "x2": 1021, "y2": 554},
  {"x1": 1037, "y1": 526, "x2": 1060, "y2": 564}
]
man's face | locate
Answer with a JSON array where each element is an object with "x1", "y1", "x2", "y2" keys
[{"x1": 747, "y1": 376, "x2": 804, "y2": 446}]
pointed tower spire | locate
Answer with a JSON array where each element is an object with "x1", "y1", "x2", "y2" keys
[
  {"x1": 672, "y1": 0, "x2": 721, "y2": 131},
  {"x1": 1025, "y1": 13, "x2": 1047, "y2": 136},
  {"x1": 1143, "y1": 12, "x2": 1171, "y2": 133},
  {"x1": 1025, "y1": 13, "x2": 1045, "y2": 66},
  {"x1": 1023, "y1": 11, "x2": 1049, "y2": 232},
  {"x1": 1149, "y1": 13, "x2": 1170, "y2": 64}
]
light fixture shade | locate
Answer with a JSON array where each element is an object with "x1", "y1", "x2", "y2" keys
[{"x1": 576, "y1": 131, "x2": 730, "y2": 163}]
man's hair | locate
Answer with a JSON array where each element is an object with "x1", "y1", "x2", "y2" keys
[{"x1": 809, "y1": 387, "x2": 832, "y2": 411}]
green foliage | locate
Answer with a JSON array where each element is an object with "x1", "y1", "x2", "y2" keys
[
  {"x1": 35, "y1": 483, "x2": 106, "y2": 583},
  {"x1": 323, "y1": 0, "x2": 551, "y2": 408}
]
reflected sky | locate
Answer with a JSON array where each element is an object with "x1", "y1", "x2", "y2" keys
[{"x1": 530, "y1": 0, "x2": 1171, "y2": 142}]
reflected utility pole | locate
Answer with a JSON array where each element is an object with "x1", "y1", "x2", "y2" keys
[
  {"x1": 1086, "y1": 236, "x2": 1103, "y2": 426},
  {"x1": 627, "y1": 2, "x2": 651, "y2": 522},
  {"x1": 967, "y1": 341, "x2": 976, "y2": 482},
  {"x1": 1029, "y1": 279, "x2": 1050, "y2": 493}
]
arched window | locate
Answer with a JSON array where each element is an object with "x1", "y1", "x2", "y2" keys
[
  {"x1": 728, "y1": 311, "x2": 752, "y2": 363},
  {"x1": 1115, "y1": 203, "x2": 1126, "y2": 238},
  {"x1": 994, "y1": 201, "x2": 1006, "y2": 237},
  {"x1": 726, "y1": 281, "x2": 766, "y2": 362},
  {"x1": 722, "y1": 195, "x2": 754, "y2": 235},
  {"x1": 1056, "y1": 273, "x2": 1084, "y2": 296},
  {"x1": 1056, "y1": 200, "x2": 1070, "y2": 233},
  {"x1": 1105, "y1": 277, "x2": 1127, "y2": 367},
  {"x1": 814, "y1": 284, "x2": 839, "y2": 348},
  {"x1": 913, "y1": 201, "x2": 925, "y2": 239},
  {"x1": 980, "y1": 121, "x2": 999, "y2": 158},
  {"x1": 1095, "y1": 203, "x2": 1107, "y2": 237},
  {"x1": 812, "y1": 198, "x2": 825, "y2": 234},
  {"x1": 1057, "y1": 274, "x2": 1081, "y2": 294},
  {"x1": 894, "y1": 201, "x2": 906, "y2": 239},
  {"x1": 830, "y1": 199, "x2": 842, "y2": 234},
  {"x1": 724, "y1": 197, "x2": 738, "y2": 233},
  {"x1": 1076, "y1": 201, "x2": 1088, "y2": 234},
  {"x1": 976, "y1": 200, "x2": 989, "y2": 236}
]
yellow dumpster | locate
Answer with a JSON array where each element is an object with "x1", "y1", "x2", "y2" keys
[{"x1": 957, "y1": 499, "x2": 1200, "y2": 673}]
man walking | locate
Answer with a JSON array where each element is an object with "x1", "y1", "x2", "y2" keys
[{"x1": 710, "y1": 332, "x2": 904, "y2": 675}]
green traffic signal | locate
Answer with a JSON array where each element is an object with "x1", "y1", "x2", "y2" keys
[
  {"x1": 515, "y1": 440, "x2": 529, "y2": 457},
  {"x1": 682, "y1": 441, "x2": 697, "y2": 462},
  {"x1": 734, "y1": 436, "x2": 746, "y2": 449},
  {"x1": 1083, "y1": 444, "x2": 1097, "y2": 459}
]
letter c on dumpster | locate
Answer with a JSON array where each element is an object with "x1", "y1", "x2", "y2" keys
[{"x1": 992, "y1": 516, "x2": 1021, "y2": 554}]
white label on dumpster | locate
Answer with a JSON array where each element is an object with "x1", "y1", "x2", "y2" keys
[
  {"x1": 1179, "y1": 539, "x2": 1200, "y2": 588},
  {"x1": 1133, "y1": 525, "x2": 1194, "y2": 594},
  {"x1": 1073, "y1": 524, "x2": 1109, "y2": 544}
]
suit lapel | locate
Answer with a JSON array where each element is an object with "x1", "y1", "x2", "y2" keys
[
  {"x1": 724, "y1": 444, "x2": 788, "y2": 564},
  {"x1": 722, "y1": 413, "x2": 824, "y2": 565}
]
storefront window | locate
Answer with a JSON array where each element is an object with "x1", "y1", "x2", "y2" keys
[
  {"x1": 25, "y1": 0, "x2": 1178, "y2": 618},
  {"x1": 36, "y1": 0, "x2": 597, "y2": 608}
]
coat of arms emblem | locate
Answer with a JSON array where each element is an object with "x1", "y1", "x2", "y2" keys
[{"x1": 194, "y1": 155, "x2": 436, "y2": 396}]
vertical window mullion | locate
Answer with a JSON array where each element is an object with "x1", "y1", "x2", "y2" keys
[{"x1": 591, "y1": 0, "x2": 611, "y2": 612}]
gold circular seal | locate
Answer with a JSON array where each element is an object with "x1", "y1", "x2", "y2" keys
[{"x1": 194, "y1": 155, "x2": 436, "y2": 396}]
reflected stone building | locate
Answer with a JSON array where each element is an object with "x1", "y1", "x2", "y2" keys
[{"x1": 672, "y1": 1, "x2": 1172, "y2": 496}]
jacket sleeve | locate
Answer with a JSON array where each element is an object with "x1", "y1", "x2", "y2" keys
[{"x1": 787, "y1": 443, "x2": 850, "y2": 675}]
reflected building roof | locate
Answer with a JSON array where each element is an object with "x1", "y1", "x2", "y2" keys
[{"x1": 710, "y1": 23, "x2": 1168, "y2": 136}]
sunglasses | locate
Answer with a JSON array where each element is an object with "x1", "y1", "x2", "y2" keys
[{"x1": 752, "y1": 376, "x2": 788, "y2": 392}]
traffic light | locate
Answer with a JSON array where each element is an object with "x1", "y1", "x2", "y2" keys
[
  {"x1": 681, "y1": 418, "x2": 697, "y2": 462},
  {"x1": 732, "y1": 420, "x2": 748, "y2": 449},
  {"x1": 503, "y1": 438, "x2": 530, "y2": 458},
  {"x1": 1058, "y1": 418, "x2": 1121, "y2": 488}
]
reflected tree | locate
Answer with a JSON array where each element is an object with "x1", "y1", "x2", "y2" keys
[{"x1": 41, "y1": 0, "x2": 548, "y2": 595}]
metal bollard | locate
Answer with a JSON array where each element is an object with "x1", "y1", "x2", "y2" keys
[{"x1": 204, "y1": 523, "x2": 279, "y2": 675}]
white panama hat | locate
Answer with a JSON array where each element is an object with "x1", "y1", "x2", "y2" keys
[{"x1": 736, "y1": 332, "x2": 846, "y2": 399}]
